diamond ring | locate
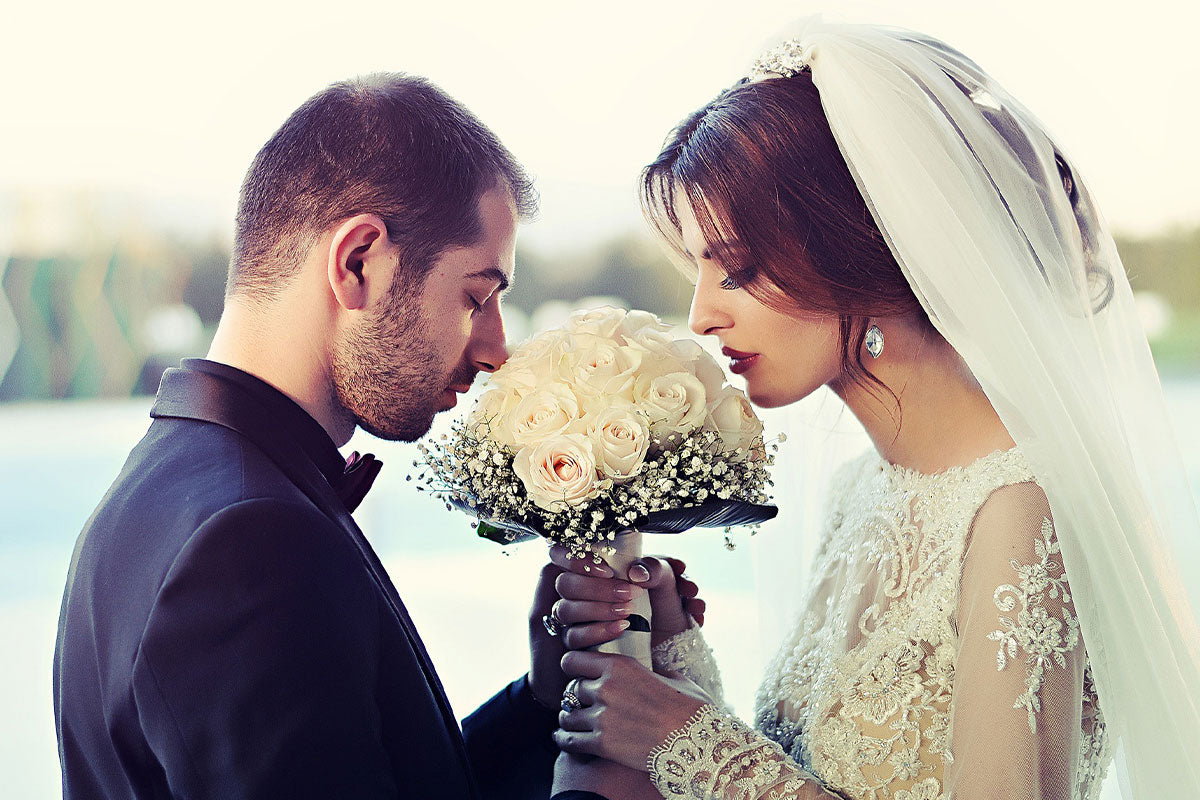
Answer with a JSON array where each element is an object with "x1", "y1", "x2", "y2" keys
[{"x1": 560, "y1": 681, "x2": 584, "y2": 713}]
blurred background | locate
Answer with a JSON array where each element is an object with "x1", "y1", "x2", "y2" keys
[{"x1": 2, "y1": 0, "x2": 1197, "y2": 796}]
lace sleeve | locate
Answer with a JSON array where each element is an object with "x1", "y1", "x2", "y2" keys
[
  {"x1": 947, "y1": 482, "x2": 1092, "y2": 799},
  {"x1": 651, "y1": 618, "x2": 726, "y2": 708},
  {"x1": 647, "y1": 705, "x2": 842, "y2": 800}
]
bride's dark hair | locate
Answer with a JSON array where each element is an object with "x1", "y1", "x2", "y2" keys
[
  {"x1": 641, "y1": 72, "x2": 922, "y2": 400},
  {"x1": 641, "y1": 68, "x2": 1111, "y2": 401}
]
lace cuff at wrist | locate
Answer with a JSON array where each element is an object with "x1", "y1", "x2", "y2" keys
[
  {"x1": 648, "y1": 705, "x2": 813, "y2": 800},
  {"x1": 651, "y1": 618, "x2": 726, "y2": 707}
]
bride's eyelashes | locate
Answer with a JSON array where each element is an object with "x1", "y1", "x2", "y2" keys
[{"x1": 719, "y1": 265, "x2": 757, "y2": 290}]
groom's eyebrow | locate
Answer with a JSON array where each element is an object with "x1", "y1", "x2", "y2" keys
[{"x1": 466, "y1": 266, "x2": 513, "y2": 294}]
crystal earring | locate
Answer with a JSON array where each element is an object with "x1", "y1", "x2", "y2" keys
[{"x1": 865, "y1": 324, "x2": 884, "y2": 359}]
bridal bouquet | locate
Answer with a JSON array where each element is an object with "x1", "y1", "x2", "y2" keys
[{"x1": 415, "y1": 306, "x2": 778, "y2": 564}]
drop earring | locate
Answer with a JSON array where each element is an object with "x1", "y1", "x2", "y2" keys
[{"x1": 865, "y1": 324, "x2": 884, "y2": 359}]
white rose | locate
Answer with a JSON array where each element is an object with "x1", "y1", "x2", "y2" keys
[
  {"x1": 570, "y1": 335, "x2": 643, "y2": 403},
  {"x1": 513, "y1": 434, "x2": 602, "y2": 510},
  {"x1": 626, "y1": 324, "x2": 676, "y2": 357},
  {"x1": 586, "y1": 405, "x2": 651, "y2": 482},
  {"x1": 668, "y1": 339, "x2": 727, "y2": 398},
  {"x1": 617, "y1": 309, "x2": 671, "y2": 341},
  {"x1": 467, "y1": 388, "x2": 522, "y2": 439},
  {"x1": 566, "y1": 306, "x2": 627, "y2": 339},
  {"x1": 705, "y1": 385, "x2": 765, "y2": 459},
  {"x1": 634, "y1": 371, "x2": 708, "y2": 442},
  {"x1": 498, "y1": 329, "x2": 574, "y2": 388},
  {"x1": 504, "y1": 385, "x2": 581, "y2": 448}
]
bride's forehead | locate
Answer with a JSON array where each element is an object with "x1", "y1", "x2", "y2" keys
[{"x1": 675, "y1": 194, "x2": 739, "y2": 256}]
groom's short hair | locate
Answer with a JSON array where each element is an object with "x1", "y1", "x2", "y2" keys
[{"x1": 228, "y1": 73, "x2": 535, "y2": 299}]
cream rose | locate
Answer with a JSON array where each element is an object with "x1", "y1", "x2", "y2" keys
[
  {"x1": 668, "y1": 339, "x2": 727, "y2": 398},
  {"x1": 570, "y1": 335, "x2": 643, "y2": 402},
  {"x1": 496, "y1": 329, "x2": 573, "y2": 389},
  {"x1": 634, "y1": 371, "x2": 708, "y2": 442},
  {"x1": 587, "y1": 405, "x2": 651, "y2": 482},
  {"x1": 566, "y1": 306, "x2": 627, "y2": 339},
  {"x1": 468, "y1": 388, "x2": 522, "y2": 438},
  {"x1": 705, "y1": 385, "x2": 765, "y2": 458},
  {"x1": 513, "y1": 434, "x2": 601, "y2": 510},
  {"x1": 502, "y1": 385, "x2": 581, "y2": 449},
  {"x1": 617, "y1": 309, "x2": 671, "y2": 341}
]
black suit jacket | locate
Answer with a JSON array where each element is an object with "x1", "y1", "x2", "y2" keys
[{"x1": 54, "y1": 359, "x2": 557, "y2": 799}]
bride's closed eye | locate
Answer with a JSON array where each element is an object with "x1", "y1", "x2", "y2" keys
[{"x1": 719, "y1": 275, "x2": 741, "y2": 290}]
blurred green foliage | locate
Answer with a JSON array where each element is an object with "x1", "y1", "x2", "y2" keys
[{"x1": 1, "y1": 214, "x2": 1196, "y2": 401}]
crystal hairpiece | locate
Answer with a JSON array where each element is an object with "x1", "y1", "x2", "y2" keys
[{"x1": 748, "y1": 38, "x2": 813, "y2": 80}]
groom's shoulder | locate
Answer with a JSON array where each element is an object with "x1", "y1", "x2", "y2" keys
[
  {"x1": 75, "y1": 416, "x2": 329, "y2": 585},
  {"x1": 113, "y1": 415, "x2": 303, "y2": 519}
]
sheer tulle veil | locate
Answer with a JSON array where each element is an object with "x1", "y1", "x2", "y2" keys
[{"x1": 747, "y1": 18, "x2": 1200, "y2": 798}]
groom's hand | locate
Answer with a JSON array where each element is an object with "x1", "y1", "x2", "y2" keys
[
  {"x1": 529, "y1": 562, "x2": 571, "y2": 709},
  {"x1": 552, "y1": 752, "x2": 657, "y2": 800}
]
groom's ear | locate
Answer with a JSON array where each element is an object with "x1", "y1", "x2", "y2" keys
[{"x1": 327, "y1": 213, "x2": 394, "y2": 311}]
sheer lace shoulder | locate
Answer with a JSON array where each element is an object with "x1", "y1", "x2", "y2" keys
[{"x1": 949, "y1": 481, "x2": 1110, "y2": 797}]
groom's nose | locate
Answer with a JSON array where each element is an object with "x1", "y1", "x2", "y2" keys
[{"x1": 468, "y1": 308, "x2": 508, "y2": 373}]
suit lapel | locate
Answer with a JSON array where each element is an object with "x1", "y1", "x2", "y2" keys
[{"x1": 151, "y1": 367, "x2": 478, "y2": 793}]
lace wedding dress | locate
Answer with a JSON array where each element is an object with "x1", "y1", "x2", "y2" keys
[{"x1": 648, "y1": 447, "x2": 1113, "y2": 800}]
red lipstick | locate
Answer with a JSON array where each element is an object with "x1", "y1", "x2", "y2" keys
[{"x1": 722, "y1": 346, "x2": 760, "y2": 375}]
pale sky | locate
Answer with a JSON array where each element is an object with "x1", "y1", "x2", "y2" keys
[{"x1": 4, "y1": 0, "x2": 1198, "y2": 251}]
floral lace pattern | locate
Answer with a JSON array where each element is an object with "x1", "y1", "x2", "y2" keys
[
  {"x1": 653, "y1": 621, "x2": 727, "y2": 708},
  {"x1": 987, "y1": 517, "x2": 1081, "y2": 733},
  {"x1": 648, "y1": 704, "x2": 814, "y2": 800},
  {"x1": 650, "y1": 448, "x2": 1112, "y2": 800}
]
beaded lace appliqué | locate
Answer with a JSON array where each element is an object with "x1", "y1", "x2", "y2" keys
[
  {"x1": 648, "y1": 705, "x2": 813, "y2": 800},
  {"x1": 653, "y1": 622, "x2": 726, "y2": 708},
  {"x1": 987, "y1": 517, "x2": 1081, "y2": 733}
]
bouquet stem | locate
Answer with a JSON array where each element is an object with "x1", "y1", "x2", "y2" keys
[{"x1": 593, "y1": 529, "x2": 652, "y2": 668}]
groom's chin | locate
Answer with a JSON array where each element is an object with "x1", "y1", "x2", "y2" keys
[{"x1": 355, "y1": 407, "x2": 438, "y2": 443}]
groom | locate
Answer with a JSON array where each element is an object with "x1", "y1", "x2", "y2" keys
[{"x1": 54, "y1": 74, "x2": 569, "y2": 799}]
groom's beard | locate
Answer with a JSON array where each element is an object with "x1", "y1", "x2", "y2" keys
[{"x1": 330, "y1": 278, "x2": 445, "y2": 443}]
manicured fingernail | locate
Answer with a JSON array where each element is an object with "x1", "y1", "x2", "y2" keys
[
  {"x1": 610, "y1": 620, "x2": 630, "y2": 633},
  {"x1": 613, "y1": 585, "x2": 634, "y2": 600},
  {"x1": 629, "y1": 564, "x2": 650, "y2": 583},
  {"x1": 613, "y1": 604, "x2": 633, "y2": 615},
  {"x1": 584, "y1": 563, "x2": 613, "y2": 577}
]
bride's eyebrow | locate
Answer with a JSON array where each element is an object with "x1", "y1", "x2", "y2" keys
[{"x1": 683, "y1": 240, "x2": 744, "y2": 260}]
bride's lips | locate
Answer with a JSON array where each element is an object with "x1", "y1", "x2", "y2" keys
[{"x1": 722, "y1": 346, "x2": 760, "y2": 375}]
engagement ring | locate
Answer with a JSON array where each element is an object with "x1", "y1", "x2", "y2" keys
[{"x1": 560, "y1": 688, "x2": 583, "y2": 713}]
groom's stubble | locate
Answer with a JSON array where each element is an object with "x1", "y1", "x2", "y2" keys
[{"x1": 330, "y1": 263, "x2": 447, "y2": 442}]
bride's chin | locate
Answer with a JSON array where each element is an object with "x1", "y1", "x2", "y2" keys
[
  {"x1": 745, "y1": 377, "x2": 819, "y2": 409},
  {"x1": 745, "y1": 385, "x2": 793, "y2": 409}
]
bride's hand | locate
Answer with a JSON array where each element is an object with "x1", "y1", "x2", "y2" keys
[
  {"x1": 554, "y1": 650, "x2": 711, "y2": 771},
  {"x1": 548, "y1": 545, "x2": 705, "y2": 649}
]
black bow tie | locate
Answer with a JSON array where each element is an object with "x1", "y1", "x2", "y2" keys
[{"x1": 337, "y1": 451, "x2": 382, "y2": 512}]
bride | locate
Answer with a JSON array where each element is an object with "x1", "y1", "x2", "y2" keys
[{"x1": 545, "y1": 18, "x2": 1200, "y2": 800}]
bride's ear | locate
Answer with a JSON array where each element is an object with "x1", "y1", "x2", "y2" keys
[{"x1": 327, "y1": 213, "x2": 395, "y2": 311}]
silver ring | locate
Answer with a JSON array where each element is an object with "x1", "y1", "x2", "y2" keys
[
  {"x1": 560, "y1": 687, "x2": 583, "y2": 713},
  {"x1": 541, "y1": 613, "x2": 564, "y2": 637}
]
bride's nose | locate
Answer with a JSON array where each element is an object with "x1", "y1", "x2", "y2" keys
[{"x1": 688, "y1": 272, "x2": 732, "y2": 337}]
